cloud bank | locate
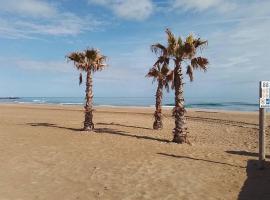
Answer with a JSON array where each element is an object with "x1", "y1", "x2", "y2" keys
[
  {"x1": 88, "y1": 0, "x2": 153, "y2": 20},
  {"x1": 0, "y1": 0, "x2": 103, "y2": 39}
]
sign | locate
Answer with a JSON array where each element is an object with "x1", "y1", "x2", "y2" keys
[
  {"x1": 260, "y1": 81, "x2": 270, "y2": 107},
  {"x1": 260, "y1": 98, "x2": 270, "y2": 108},
  {"x1": 262, "y1": 88, "x2": 270, "y2": 98},
  {"x1": 261, "y1": 81, "x2": 270, "y2": 88}
]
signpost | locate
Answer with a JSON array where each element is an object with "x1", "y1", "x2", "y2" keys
[{"x1": 259, "y1": 81, "x2": 270, "y2": 169}]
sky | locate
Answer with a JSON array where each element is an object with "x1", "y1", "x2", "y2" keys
[{"x1": 0, "y1": 0, "x2": 270, "y2": 102}]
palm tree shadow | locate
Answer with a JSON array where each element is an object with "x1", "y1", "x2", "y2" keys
[
  {"x1": 27, "y1": 123, "x2": 82, "y2": 131},
  {"x1": 157, "y1": 153, "x2": 245, "y2": 168},
  {"x1": 97, "y1": 122, "x2": 152, "y2": 130},
  {"x1": 226, "y1": 150, "x2": 270, "y2": 159},
  {"x1": 27, "y1": 123, "x2": 170, "y2": 143},
  {"x1": 94, "y1": 128, "x2": 170, "y2": 143},
  {"x1": 238, "y1": 160, "x2": 270, "y2": 200}
]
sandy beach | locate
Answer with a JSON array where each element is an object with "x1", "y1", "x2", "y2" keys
[{"x1": 0, "y1": 104, "x2": 269, "y2": 200}]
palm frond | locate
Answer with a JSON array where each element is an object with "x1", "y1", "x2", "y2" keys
[
  {"x1": 161, "y1": 65, "x2": 169, "y2": 75},
  {"x1": 79, "y1": 73, "x2": 83, "y2": 85},
  {"x1": 67, "y1": 48, "x2": 107, "y2": 72},
  {"x1": 85, "y1": 48, "x2": 98, "y2": 60},
  {"x1": 193, "y1": 38, "x2": 208, "y2": 49},
  {"x1": 183, "y1": 42, "x2": 195, "y2": 59},
  {"x1": 146, "y1": 67, "x2": 160, "y2": 79},
  {"x1": 67, "y1": 52, "x2": 85, "y2": 70},
  {"x1": 151, "y1": 43, "x2": 167, "y2": 56},
  {"x1": 84, "y1": 48, "x2": 107, "y2": 72},
  {"x1": 67, "y1": 52, "x2": 81, "y2": 62},
  {"x1": 165, "y1": 28, "x2": 177, "y2": 55},
  {"x1": 177, "y1": 36, "x2": 183, "y2": 47},
  {"x1": 94, "y1": 55, "x2": 107, "y2": 71},
  {"x1": 191, "y1": 57, "x2": 209, "y2": 71},
  {"x1": 186, "y1": 33, "x2": 194, "y2": 45},
  {"x1": 186, "y1": 65, "x2": 193, "y2": 81}
]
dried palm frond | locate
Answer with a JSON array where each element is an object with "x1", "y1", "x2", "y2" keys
[
  {"x1": 161, "y1": 65, "x2": 169, "y2": 75},
  {"x1": 146, "y1": 67, "x2": 160, "y2": 79},
  {"x1": 151, "y1": 43, "x2": 167, "y2": 56},
  {"x1": 186, "y1": 65, "x2": 193, "y2": 81},
  {"x1": 79, "y1": 73, "x2": 83, "y2": 85},
  {"x1": 193, "y1": 38, "x2": 208, "y2": 49},
  {"x1": 166, "y1": 70, "x2": 174, "y2": 82},
  {"x1": 183, "y1": 42, "x2": 195, "y2": 59},
  {"x1": 191, "y1": 57, "x2": 209, "y2": 71}
]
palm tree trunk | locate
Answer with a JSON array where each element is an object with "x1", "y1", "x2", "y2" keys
[
  {"x1": 84, "y1": 70, "x2": 94, "y2": 131},
  {"x1": 172, "y1": 61, "x2": 187, "y2": 143},
  {"x1": 153, "y1": 80, "x2": 163, "y2": 130}
]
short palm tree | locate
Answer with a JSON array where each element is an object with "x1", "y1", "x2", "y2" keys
[
  {"x1": 67, "y1": 48, "x2": 107, "y2": 131},
  {"x1": 146, "y1": 44, "x2": 173, "y2": 129},
  {"x1": 165, "y1": 29, "x2": 209, "y2": 143}
]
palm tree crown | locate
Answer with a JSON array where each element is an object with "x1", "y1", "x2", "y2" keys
[
  {"x1": 147, "y1": 43, "x2": 173, "y2": 91},
  {"x1": 67, "y1": 48, "x2": 107, "y2": 72},
  {"x1": 165, "y1": 28, "x2": 209, "y2": 81}
]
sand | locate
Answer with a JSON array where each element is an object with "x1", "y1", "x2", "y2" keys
[{"x1": 0, "y1": 104, "x2": 270, "y2": 200}]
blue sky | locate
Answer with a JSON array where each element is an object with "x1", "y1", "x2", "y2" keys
[{"x1": 0, "y1": 0, "x2": 270, "y2": 102}]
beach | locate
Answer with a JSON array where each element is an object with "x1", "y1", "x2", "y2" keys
[{"x1": 0, "y1": 104, "x2": 269, "y2": 200}]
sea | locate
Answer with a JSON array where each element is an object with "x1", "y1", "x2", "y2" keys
[{"x1": 0, "y1": 97, "x2": 259, "y2": 112}]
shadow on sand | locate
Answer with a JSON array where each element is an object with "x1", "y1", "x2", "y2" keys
[
  {"x1": 186, "y1": 116, "x2": 259, "y2": 130},
  {"x1": 97, "y1": 122, "x2": 152, "y2": 130},
  {"x1": 226, "y1": 150, "x2": 270, "y2": 159},
  {"x1": 27, "y1": 122, "x2": 82, "y2": 131},
  {"x1": 157, "y1": 153, "x2": 245, "y2": 168},
  {"x1": 27, "y1": 123, "x2": 170, "y2": 143},
  {"x1": 238, "y1": 160, "x2": 270, "y2": 200},
  {"x1": 95, "y1": 128, "x2": 170, "y2": 143}
]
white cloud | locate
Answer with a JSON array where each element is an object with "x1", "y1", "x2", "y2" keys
[
  {"x1": 16, "y1": 59, "x2": 72, "y2": 72},
  {"x1": 0, "y1": 0, "x2": 57, "y2": 18},
  {"x1": 164, "y1": 1, "x2": 270, "y2": 100},
  {"x1": 171, "y1": 0, "x2": 236, "y2": 12},
  {"x1": 204, "y1": 17, "x2": 270, "y2": 86},
  {"x1": 0, "y1": 57, "x2": 72, "y2": 72},
  {"x1": 0, "y1": 0, "x2": 103, "y2": 39},
  {"x1": 0, "y1": 14, "x2": 102, "y2": 39},
  {"x1": 88, "y1": 0, "x2": 153, "y2": 20}
]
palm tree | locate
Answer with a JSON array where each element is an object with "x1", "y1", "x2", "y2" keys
[
  {"x1": 165, "y1": 29, "x2": 209, "y2": 143},
  {"x1": 146, "y1": 44, "x2": 173, "y2": 129},
  {"x1": 67, "y1": 48, "x2": 107, "y2": 131}
]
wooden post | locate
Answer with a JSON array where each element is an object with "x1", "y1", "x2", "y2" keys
[{"x1": 259, "y1": 81, "x2": 266, "y2": 169}]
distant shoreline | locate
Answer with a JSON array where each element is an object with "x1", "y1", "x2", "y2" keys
[
  {"x1": 0, "y1": 103, "x2": 259, "y2": 114},
  {"x1": 0, "y1": 97, "x2": 259, "y2": 112},
  {"x1": 0, "y1": 97, "x2": 20, "y2": 99}
]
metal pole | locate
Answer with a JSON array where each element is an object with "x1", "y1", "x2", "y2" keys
[{"x1": 259, "y1": 81, "x2": 266, "y2": 169}]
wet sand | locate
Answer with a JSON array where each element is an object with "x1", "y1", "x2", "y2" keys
[{"x1": 0, "y1": 104, "x2": 269, "y2": 200}]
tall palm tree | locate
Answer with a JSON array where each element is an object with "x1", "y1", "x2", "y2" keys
[
  {"x1": 67, "y1": 48, "x2": 107, "y2": 131},
  {"x1": 165, "y1": 29, "x2": 209, "y2": 143},
  {"x1": 146, "y1": 44, "x2": 173, "y2": 129}
]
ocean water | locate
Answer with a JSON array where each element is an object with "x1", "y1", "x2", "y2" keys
[{"x1": 0, "y1": 97, "x2": 259, "y2": 111}]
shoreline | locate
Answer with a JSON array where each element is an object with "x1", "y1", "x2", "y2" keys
[
  {"x1": 0, "y1": 103, "x2": 260, "y2": 114},
  {"x1": 0, "y1": 97, "x2": 259, "y2": 112}
]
